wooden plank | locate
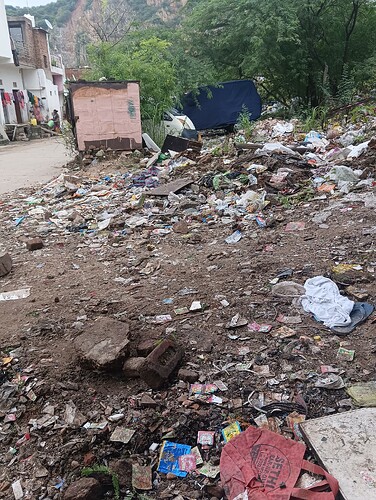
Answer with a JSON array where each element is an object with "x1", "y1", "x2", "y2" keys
[
  {"x1": 147, "y1": 178, "x2": 193, "y2": 196},
  {"x1": 300, "y1": 408, "x2": 376, "y2": 500}
]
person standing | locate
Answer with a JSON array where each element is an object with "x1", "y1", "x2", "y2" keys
[{"x1": 52, "y1": 109, "x2": 61, "y2": 133}]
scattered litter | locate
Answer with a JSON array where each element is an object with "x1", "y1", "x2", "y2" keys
[
  {"x1": 158, "y1": 441, "x2": 192, "y2": 477},
  {"x1": 337, "y1": 347, "x2": 355, "y2": 362},
  {"x1": 227, "y1": 313, "x2": 248, "y2": 329},
  {"x1": 132, "y1": 464, "x2": 152, "y2": 490},
  {"x1": 301, "y1": 276, "x2": 354, "y2": 328},
  {"x1": 315, "y1": 374, "x2": 345, "y2": 390},
  {"x1": 109, "y1": 427, "x2": 135, "y2": 443},
  {"x1": 0, "y1": 288, "x2": 31, "y2": 301},
  {"x1": 12, "y1": 480, "x2": 23, "y2": 500},
  {"x1": 220, "y1": 426, "x2": 338, "y2": 499},
  {"x1": 347, "y1": 381, "x2": 376, "y2": 407},
  {"x1": 225, "y1": 230, "x2": 242, "y2": 244},
  {"x1": 222, "y1": 421, "x2": 242, "y2": 443}
]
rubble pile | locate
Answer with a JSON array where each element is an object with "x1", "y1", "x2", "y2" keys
[{"x1": 0, "y1": 116, "x2": 375, "y2": 499}]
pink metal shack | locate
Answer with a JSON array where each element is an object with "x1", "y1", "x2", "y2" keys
[{"x1": 68, "y1": 81, "x2": 142, "y2": 151}]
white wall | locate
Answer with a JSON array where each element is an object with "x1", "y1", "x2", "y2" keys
[
  {"x1": 0, "y1": 0, "x2": 12, "y2": 62},
  {"x1": 23, "y1": 68, "x2": 61, "y2": 121},
  {"x1": 0, "y1": 63, "x2": 29, "y2": 123}
]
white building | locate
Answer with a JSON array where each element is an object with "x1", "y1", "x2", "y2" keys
[
  {"x1": 0, "y1": 0, "x2": 66, "y2": 142},
  {"x1": 0, "y1": 0, "x2": 12, "y2": 142}
]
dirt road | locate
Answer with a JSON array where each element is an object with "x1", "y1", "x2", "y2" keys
[{"x1": 0, "y1": 138, "x2": 70, "y2": 195}]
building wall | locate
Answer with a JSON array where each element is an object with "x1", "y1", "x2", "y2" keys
[
  {"x1": 33, "y1": 29, "x2": 52, "y2": 80},
  {"x1": 1, "y1": 14, "x2": 65, "y2": 132},
  {"x1": 7, "y1": 17, "x2": 36, "y2": 69},
  {"x1": 23, "y1": 68, "x2": 60, "y2": 121},
  {"x1": 71, "y1": 82, "x2": 142, "y2": 151},
  {"x1": 0, "y1": 0, "x2": 12, "y2": 62},
  {"x1": 0, "y1": 64, "x2": 29, "y2": 123}
]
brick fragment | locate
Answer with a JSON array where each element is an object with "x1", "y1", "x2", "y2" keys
[
  {"x1": 122, "y1": 357, "x2": 144, "y2": 378},
  {"x1": 26, "y1": 238, "x2": 44, "y2": 251},
  {"x1": 139, "y1": 339, "x2": 183, "y2": 389},
  {"x1": 178, "y1": 368, "x2": 198, "y2": 383},
  {"x1": 64, "y1": 478, "x2": 101, "y2": 500}
]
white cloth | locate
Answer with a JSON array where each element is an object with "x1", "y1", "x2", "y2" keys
[{"x1": 301, "y1": 276, "x2": 354, "y2": 327}]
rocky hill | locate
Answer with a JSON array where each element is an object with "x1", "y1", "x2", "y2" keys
[{"x1": 6, "y1": 0, "x2": 189, "y2": 67}]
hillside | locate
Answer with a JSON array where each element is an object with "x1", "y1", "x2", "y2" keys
[{"x1": 6, "y1": 0, "x2": 188, "y2": 67}]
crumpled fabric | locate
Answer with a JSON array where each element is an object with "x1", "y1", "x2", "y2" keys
[{"x1": 301, "y1": 276, "x2": 354, "y2": 327}]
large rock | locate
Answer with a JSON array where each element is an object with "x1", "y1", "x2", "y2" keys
[
  {"x1": 64, "y1": 478, "x2": 102, "y2": 500},
  {"x1": 75, "y1": 317, "x2": 130, "y2": 371},
  {"x1": 0, "y1": 253, "x2": 12, "y2": 277}
]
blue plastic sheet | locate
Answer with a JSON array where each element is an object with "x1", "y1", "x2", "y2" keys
[{"x1": 181, "y1": 80, "x2": 262, "y2": 131}]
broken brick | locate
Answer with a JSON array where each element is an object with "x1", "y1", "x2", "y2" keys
[
  {"x1": 26, "y1": 238, "x2": 44, "y2": 251},
  {"x1": 178, "y1": 368, "x2": 198, "y2": 383},
  {"x1": 137, "y1": 339, "x2": 158, "y2": 357},
  {"x1": 139, "y1": 339, "x2": 183, "y2": 389},
  {"x1": 139, "y1": 394, "x2": 158, "y2": 408},
  {"x1": 122, "y1": 357, "x2": 144, "y2": 378},
  {"x1": 64, "y1": 478, "x2": 102, "y2": 500}
]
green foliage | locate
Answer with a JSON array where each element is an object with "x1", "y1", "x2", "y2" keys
[
  {"x1": 300, "y1": 106, "x2": 329, "y2": 132},
  {"x1": 6, "y1": 0, "x2": 78, "y2": 27},
  {"x1": 337, "y1": 64, "x2": 356, "y2": 105},
  {"x1": 81, "y1": 465, "x2": 120, "y2": 500},
  {"x1": 87, "y1": 35, "x2": 178, "y2": 120},
  {"x1": 236, "y1": 105, "x2": 255, "y2": 139},
  {"x1": 184, "y1": 0, "x2": 376, "y2": 106}
]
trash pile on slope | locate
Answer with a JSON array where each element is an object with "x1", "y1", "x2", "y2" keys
[{"x1": 0, "y1": 119, "x2": 375, "y2": 499}]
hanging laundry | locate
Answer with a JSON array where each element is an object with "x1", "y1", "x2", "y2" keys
[
  {"x1": 17, "y1": 91, "x2": 25, "y2": 109},
  {"x1": 3, "y1": 93, "x2": 12, "y2": 105}
]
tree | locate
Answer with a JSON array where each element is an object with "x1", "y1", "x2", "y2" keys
[
  {"x1": 87, "y1": 35, "x2": 178, "y2": 120},
  {"x1": 183, "y1": 0, "x2": 376, "y2": 106}
]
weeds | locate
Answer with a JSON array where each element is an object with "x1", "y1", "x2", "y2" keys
[
  {"x1": 81, "y1": 465, "x2": 120, "y2": 500},
  {"x1": 60, "y1": 121, "x2": 77, "y2": 155},
  {"x1": 301, "y1": 106, "x2": 328, "y2": 132},
  {"x1": 236, "y1": 105, "x2": 255, "y2": 139}
]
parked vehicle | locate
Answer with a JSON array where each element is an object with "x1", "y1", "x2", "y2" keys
[
  {"x1": 163, "y1": 108, "x2": 198, "y2": 140},
  {"x1": 181, "y1": 80, "x2": 262, "y2": 131}
]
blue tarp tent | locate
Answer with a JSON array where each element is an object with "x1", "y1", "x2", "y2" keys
[{"x1": 181, "y1": 80, "x2": 262, "y2": 131}]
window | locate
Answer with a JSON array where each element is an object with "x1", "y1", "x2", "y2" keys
[
  {"x1": 9, "y1": 25, "x2": 23, "y2": 43},
  {"x1": 43, "y1": 55, "x2": 48, "y2": 68},
  {"x1": 13, "y1": 82, "x2": 17, "y2": 88},
  {"x1": 0, "y1": 80, "x2": 3, "y2": 86}
]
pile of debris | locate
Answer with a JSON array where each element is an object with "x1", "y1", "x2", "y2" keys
[{"x1": 0, "y1": 117, "x2": 375, "y2": 499}]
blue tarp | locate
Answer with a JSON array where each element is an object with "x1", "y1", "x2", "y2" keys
[{"x1": 181, "y1": 80, "x2": 262, "y2": 131}]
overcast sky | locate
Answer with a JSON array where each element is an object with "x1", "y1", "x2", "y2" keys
[{"x1": 6, "y1": 0, "x2": 57, "y2": 6}]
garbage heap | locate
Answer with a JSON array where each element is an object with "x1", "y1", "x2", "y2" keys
[{"x1": 0, "y1": 114, "x2": 375, "y2": 499}]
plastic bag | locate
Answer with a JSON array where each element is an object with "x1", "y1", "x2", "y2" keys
[{"x1": 220, "y1": 426, "x2": 339, "y2": 499}]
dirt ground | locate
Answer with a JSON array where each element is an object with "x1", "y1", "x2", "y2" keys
[{"x1": 0, "y1": 132, "x2": 375, "y2": 499}]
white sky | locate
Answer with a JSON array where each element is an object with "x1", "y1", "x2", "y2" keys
[{"x1": 6, "y1": 0, "x2": 57, "y2": 6}]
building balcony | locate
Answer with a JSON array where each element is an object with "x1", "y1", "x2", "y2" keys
[{"x1": 51, "y1": 64, "x2": 64, "y2": 76}]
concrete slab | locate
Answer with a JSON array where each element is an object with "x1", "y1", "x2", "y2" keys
[{"x1": 300, "y1": 408, "x2": 376, "y2": 500}]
